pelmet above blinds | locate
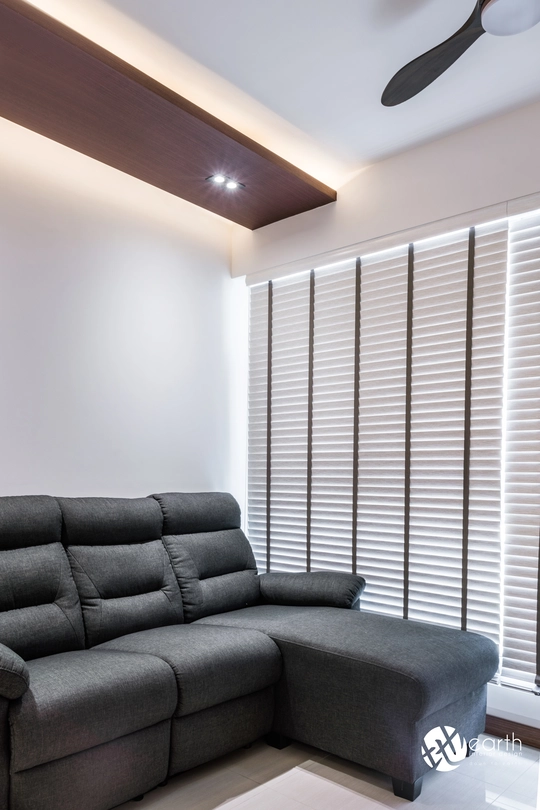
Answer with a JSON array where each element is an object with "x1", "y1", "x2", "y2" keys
[{"x1": 248, "y1": 211, "x2": 540, "y2": 686}]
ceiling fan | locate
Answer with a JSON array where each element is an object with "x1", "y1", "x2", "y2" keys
[{"x1": 381, "y1": 0, "x2": 540, "y2": 106}]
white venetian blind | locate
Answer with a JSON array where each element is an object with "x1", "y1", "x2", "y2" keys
[
  {"x1": 310, "y1": 263, "x2": 357, "y2": 572},
  {"x1": 247, "y1": 283, "x2": 269, "y2": 570},
  {"x1": 407, "y1": 229, "x2": 471, "y2": 629},
  {"x1": 405, "y1": 223, "x2": 506, "y2": 641},
  {"x1": 357, "y1": 246, "x2": 409, "y2": 616},
  {"x1": 269, "y1": 274, "x2": 310, "y2": 571},
  {"x1": 247, "y1": 213, "x2": 535, "y2": 671},
  {"x1": 501, "y1": 210, "x2": 540, "y2": 687},
  {"x1": 467, "y1": 221, "x2": 507, "y2": 645}
]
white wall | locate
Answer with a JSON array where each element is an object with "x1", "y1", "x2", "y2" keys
[
  {"x1": 0, "y1": 118, "x2": 248, "y2": 506},
  {"x1": 232, "y1": 98, "x2": 540, "y2": 278}
]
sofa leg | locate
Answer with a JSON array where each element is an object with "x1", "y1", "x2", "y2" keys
[
  {"x1": 392, "y1": 777, "x2": 423, "y2": 801},
  {"x1": 265, "y1": 732, "x2": 291, "y2": 750},
  {"x1": 466, "y1": 742, "x2": 474, "y2": 758}
]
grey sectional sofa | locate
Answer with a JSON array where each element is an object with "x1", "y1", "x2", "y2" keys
[{"x1": 0, "y1": 492, "x2": 499, "y2": 809}]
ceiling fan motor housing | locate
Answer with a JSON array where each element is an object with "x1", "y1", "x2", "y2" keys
[{"x1": 481, "y1": 0, "x2": 540, "y2": 36}]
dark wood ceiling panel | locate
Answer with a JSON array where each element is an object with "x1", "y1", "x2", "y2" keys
[{"x1": 0, "y1": 0, "x2": 336, "y2": 229}]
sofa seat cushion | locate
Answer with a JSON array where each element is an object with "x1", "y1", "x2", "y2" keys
[
  {"x1": 96, "y1": 624, "x2": 282, "y2": 717},
  {"x1": 9, "y1": 649, "x2": 177, "y2": 773},
  {"x1": 195, "y1": 605, "x2": 500, "y2": 719}
]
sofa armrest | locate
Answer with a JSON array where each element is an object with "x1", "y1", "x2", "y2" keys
[
  {"x1": 0, "y1": 643, "x2": 30, "y2": 700},
  {"x1": 259, "y1": 571, "x2": 366, "y2": 610}
]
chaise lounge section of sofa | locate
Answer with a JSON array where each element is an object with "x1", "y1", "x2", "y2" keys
[{"x1": 0, "y1": 491, "x2": 499, "y2": 809}]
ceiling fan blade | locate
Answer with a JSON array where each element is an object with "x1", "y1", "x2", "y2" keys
[{"x1": 381, "y1": 2, "x2": 485, "y2": 107}]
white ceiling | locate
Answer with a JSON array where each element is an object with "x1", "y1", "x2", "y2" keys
[{"x1": 104, "y1": 0, "x2": 540, "y2": 174}]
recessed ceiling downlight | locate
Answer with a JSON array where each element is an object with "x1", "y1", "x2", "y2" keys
[
  {"x1": 482, "y1": 0, "x2": 540, "y2": 36},
  {"x1": 206, "y1": 174, "x2": 245, "y2": 190}
]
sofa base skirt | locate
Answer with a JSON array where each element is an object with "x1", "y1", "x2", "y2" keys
[
  {"x1": 10, "y1": 720, "x2": 171, "y2": 810},
  {"x1": 169, "y1": 686, "x2": 274, "y2": 775},
  {"x1": 274, "y1": 683, "x2": 488, "y2": 785}
]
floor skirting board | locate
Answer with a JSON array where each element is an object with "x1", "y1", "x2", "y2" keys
[{"x1": 485, "y1": 714, "x2": 540, "y2": 749}]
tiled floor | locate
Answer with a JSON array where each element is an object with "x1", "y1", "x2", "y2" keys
[{"x1": 117, "y1": 735, "x2": 540, "y2": 810}]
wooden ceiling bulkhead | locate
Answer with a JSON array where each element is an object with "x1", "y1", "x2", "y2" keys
[{"x1": 0, "y1": 0, "x2": 336, "y2": 229}]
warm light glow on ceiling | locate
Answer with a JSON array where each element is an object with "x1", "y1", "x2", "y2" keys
[
  {"x1": 0, "y1": 117, "x2": 233, "y2": 238},
  {"x1": 20, "y1": 0, "x2": 354, "y2": 190}
]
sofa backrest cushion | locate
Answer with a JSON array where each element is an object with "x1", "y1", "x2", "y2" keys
[
  {"x1": 59, "y1": 496, "x2": 163, "y2": 546},
  {"x1": 0, "y1": 495, "x2": 62, "y2": 551},
  {"x1": 60, "y1": 497, "x2": 183, "y2": 646},
  {"x1": 163, "y1": 530, "x2": 260, "y2": 621},
  {"x1": 152, "y1": 491, "x2": 241, "y2": 535},
  {"x1": 0, "y1": 543, "x2": 85, "y2": 659},
  {"x1": 0, "y1": 495, "x2": 85, "y2": 660},
  {"x1": 153, "y1": 493, "x2": 260, "y2": 622},
  {"x1": 68, "y1": 540, "x2": 184, "y2": 645}
]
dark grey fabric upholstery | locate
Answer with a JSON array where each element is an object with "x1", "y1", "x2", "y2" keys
[
  {"x1": 404, "y1": 687, "x2": 488, "y2": 783},
  {"x1": 0, "y1": 641, "x2": 29, "y2": 699},
  {"x1": 260, "y1": 572, "x2": 365, "y2": 609},
  {"x1": 163, "y1": 529, "x2": 259, "y2": 621},
  {"x1": 0, "y1": 490, "x2": 499, "y2": 806},
  {"x1": 269, "y1": 670, "x2": 487, "y2": 785},
  {"x1": 59, "y1": 496, "x2": 163, "y2": 546},
  {"x1": 197, "y1": 605, "x2": 499, "y2": 719},
  {"x1": 0, "y1": 698, "x2": 8, "y2": 810},
  {"x1": 152, "y1": 491, "x2": 241, "y2": 534},
  {"x1": 96, "y1": 624, "x2": 281, "y2": 716},
  {"x1": 168, "y1": 529, "x2": 256, "y2": 581},
  {"x1": 0, "y1": 495, "x2": 62, "y2": 551},
  {"x1": 170, "y1": 687, "x2": 274, "y2": 775},
  {"x1": 198, "y1": 606, "x2": 498, "y2": 783},
  {"x1": 9, "y1": 649, "x2": 177, "y2": 772},
  {"x1": 197, "y1": 570, "x2": 259, "y2": 617},
  {"x1": 0, "y1": 543, "x2": 85, "y2": 659},
  {"x1": 10, "y1": 721, "x2": 171, "y2": 810},
  {"x1": 68, "y1": 540, "x2": 183, "y2": 646}
]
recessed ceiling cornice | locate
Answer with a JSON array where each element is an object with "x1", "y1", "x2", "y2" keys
[{"x1": 0, "y1": 0, "x2": 337, "y2": 229}]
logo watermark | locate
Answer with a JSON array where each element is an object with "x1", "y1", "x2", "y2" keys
[
  {"x1": 422, "y1": 726, "x2": 522, "y2": 772},
  {"x1": 422, "y1": 726, "x2": 468, "y2": 771}
]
